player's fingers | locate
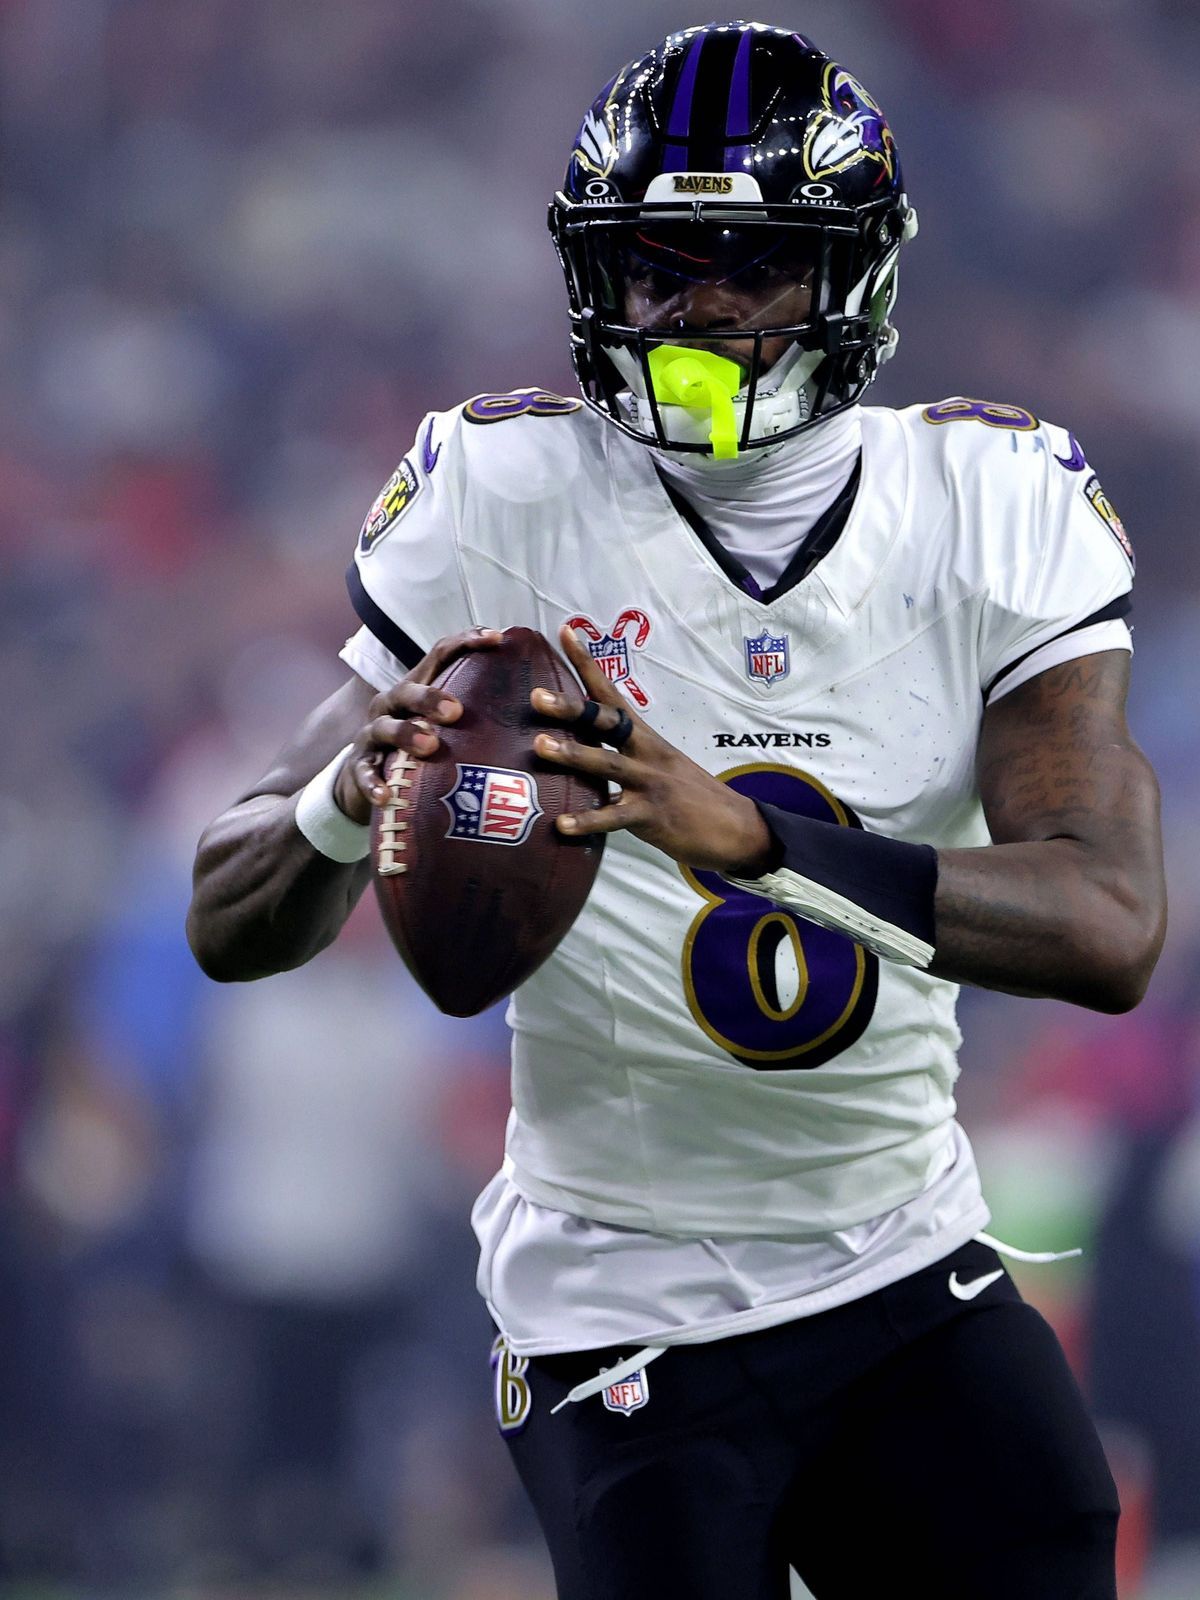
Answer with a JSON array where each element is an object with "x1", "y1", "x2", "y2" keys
[
  {"x1": 530, "y1": 689, "x2": 632, "y2": 749},
  {"x1": 529, "y1": 685, "x2": 587, "y2": 724},
  {"x1": 557, "y1": 797, "x2": 646, "y2": 837},
  {"x1": 371, "y1": 681, "x2": 462, "y2": 724},
  {"x1": 534, "y1": 731, "x2": 632, "y2": 782},
  {"x1": 569, "y1": 699, "x2": 635, "y2": 751},
  {"x1": 365, "y1": 724, "x2": 436, "y2": 801},
  {"x1": 348, "y1": 717, "x2": 441, "y2": 808},
  {"x1": 365, "y1": 714, "x2": 439, "y2": 756},
  {"x1": 350, "y1": 751, "x2": 388, "y2": 809},
  {"x1": 557, "y1": 627, "x2": 658, "y2": 752},
  {"x1": 406, "y1": 626, "x2": 503, "y2": 686},
  {"x1": 597, "y1": 705, "x2": 635, "y2": 750}
]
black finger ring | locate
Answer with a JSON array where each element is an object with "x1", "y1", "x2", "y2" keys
[
  {"x1": 608, "y1": 709, "x2": 635, "y2": 750},
  {"x1": 574, "y1": 699, "x2": 603, "y2": 730}
]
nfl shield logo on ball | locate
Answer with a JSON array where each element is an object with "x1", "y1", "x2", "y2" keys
[
  {"x1": 744, "y1": 630, "x2": 790, "y2": 684},
  {"x1": 441, "y1": 764, "x2": 543, "y2": 847},
  {"x1": 602, "y1": 1369, "x2": 650, "y2": 1416}
]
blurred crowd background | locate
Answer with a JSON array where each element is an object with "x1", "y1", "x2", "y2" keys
[{"x1": 2, "y1": 0, "x2": 1199, "y2": 1595}]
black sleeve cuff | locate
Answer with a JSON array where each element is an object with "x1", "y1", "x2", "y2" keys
[
  {"x1": 984, "y1": 592, "x2": 1132, "y2": 701},
  {"x1": 346, "y1": 563, "x2": 426, "y2": 671}
]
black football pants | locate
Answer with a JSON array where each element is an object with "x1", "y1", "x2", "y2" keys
[{"x1": 500, "y1": 1239, "x2": 1119, "y2": 1599}]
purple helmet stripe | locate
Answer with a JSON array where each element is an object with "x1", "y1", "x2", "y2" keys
[
  {"x1": 665, "y1": 30, "x2": 706, "y2": 139},
  {"x1": 725, "y1": 26, "x2": 753, "y2": 138},
  {"x1": 722, "y1": 25, "x2": 753, "y2": 172}
]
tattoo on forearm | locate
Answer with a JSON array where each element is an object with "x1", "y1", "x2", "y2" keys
[{"x1": 932, "y1": 650, "x2": 1165, "y2": 1004}]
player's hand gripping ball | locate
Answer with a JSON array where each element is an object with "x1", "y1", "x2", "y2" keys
[{"x1": 370, "y1": 627, "x2": 607, "y2": 1015}]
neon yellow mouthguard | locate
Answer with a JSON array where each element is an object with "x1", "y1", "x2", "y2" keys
[{"x1": 646, "y1": 345, "x2": 743, "y2": 459}]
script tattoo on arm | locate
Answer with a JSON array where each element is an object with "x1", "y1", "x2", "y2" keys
[{"x1": 931, "y1": 651, "x2": 1167, "y2": 1011}]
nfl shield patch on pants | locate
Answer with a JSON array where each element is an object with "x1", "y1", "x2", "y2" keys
[{"x1": 601, "y1": 1367, "x2": 650, "y2": 1416}]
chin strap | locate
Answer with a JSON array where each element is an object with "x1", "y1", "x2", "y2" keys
[{"x1": 647, "y1": 346, "x2": 743, "y2": 459}]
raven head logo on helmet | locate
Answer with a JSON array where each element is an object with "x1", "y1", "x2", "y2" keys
[
  {"x1": 805, "y1": 64, "x2": 897, "y2": 184},
  {"x1": 548, "y1": 21, "x2": 918, "y2": 459}
]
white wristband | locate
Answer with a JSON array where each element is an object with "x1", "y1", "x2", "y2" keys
[{"x1": 294, "y1": 745, "x2": 371, "y2": 863}]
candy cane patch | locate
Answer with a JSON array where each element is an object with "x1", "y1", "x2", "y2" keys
[{"x1": 566, "y1": 608, "x2": 653, "y2": 708}]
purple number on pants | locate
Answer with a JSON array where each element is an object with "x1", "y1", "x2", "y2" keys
[{"x1": 681, "y1": 766, "x2": 879, "y2": 1070}]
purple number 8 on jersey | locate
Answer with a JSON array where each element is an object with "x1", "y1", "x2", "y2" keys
[
  {"x1": 921, "y1": 398, "x2": 1038, "y2": 431},
  {"x1": 682, "y1": 767, "x2": 879, "y2": 1070},
  {"x1": 462, "y1": 390, "x2": 583, "y2": 424}
]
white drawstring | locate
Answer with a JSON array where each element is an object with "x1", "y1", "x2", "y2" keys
[
  {"x1": 550, "y1": 1345, "x2": 668, "y2": 1415},
  {"x1": 549, "y1": 1234, "x2": 1080, "y2": 1416},
  {"x1": 975, "y1": 1230, "x2": 1082, "y2": 1264}
]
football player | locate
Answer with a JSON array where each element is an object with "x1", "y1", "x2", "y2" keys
[{"x1": 187, "y1": 22, "x2": 1166, "y2": 1600}]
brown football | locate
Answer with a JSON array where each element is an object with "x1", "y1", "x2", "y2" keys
[{"x1": 371, "y1": 627, "x2": 608, "y2": 1015}]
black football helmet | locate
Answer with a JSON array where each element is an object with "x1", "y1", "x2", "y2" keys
[{"x1": 548, "y1": 21, "x2": 918, "y2": 456}]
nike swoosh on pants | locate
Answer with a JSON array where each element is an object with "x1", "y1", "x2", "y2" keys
[{"x1": 948, "y1": 1268, "x2": 1004, "y2": 1301}]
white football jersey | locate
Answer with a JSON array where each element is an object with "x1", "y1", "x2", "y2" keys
[{"x1": 339, "y1": 388, "x2": 1132, "y2": 1345}]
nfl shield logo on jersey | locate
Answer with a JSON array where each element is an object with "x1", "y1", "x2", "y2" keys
[
  {"x1": 744, "y1": 629, "x2": 790, "y2": 684},
  {"x1": 441, "y1": 764, "x2": 543, "y2": 846},
  {"x1": 589, "y1": 631, "x2": 629, "y2": 684},
  {"x1": 602, "y1": 1368, "x2": 651, "y2": 1417}
]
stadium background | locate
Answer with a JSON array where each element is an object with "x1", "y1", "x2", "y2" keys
[{"x1": 2, "y1": 0, "x2": 1198, "y2": 1595}]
